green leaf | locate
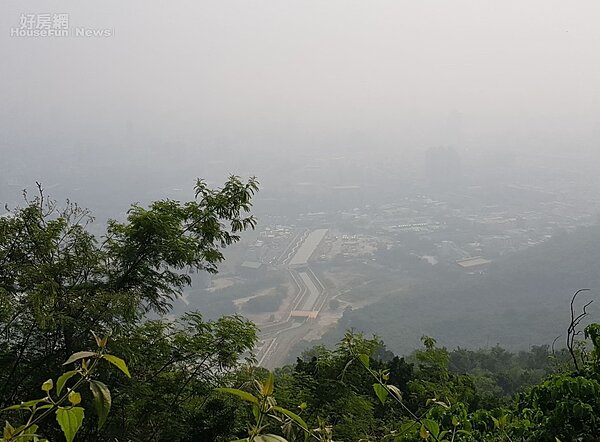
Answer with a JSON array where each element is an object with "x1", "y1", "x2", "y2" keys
[
  {"x1": 255, "y1": 435, "x2": 288, "y2": 442},
  {"x1": 89, "y1": 380, "x2": 111, "y2": 429},
  {"x1": 399, "y1": 420, "x2": 418, "y2": 436},
  {"x1": 102, "y1": 354, "x2": 131, "y2": 378},
  {"x1": 263, "y1": 372, "x2": 274, "y2": 396},
  {"x1": 428, "y1": 399, "x2": 449, "y2": 409},
  {"x1": 9, "y1": 423, "x2": 40, "y2": 440},
  {"x1": 92, "y1": 331, "x2": 107, "y2": 349},
  {"x1": 2, "y1": 398, "x2": 48, "y2": 411},
  {"x1": 41, "y1": 379, "x2": 53, "y2": 392},
  {"x1": 92, "y1": 331, "x2": 102, "y2": 348},
  {"x1": 422, "y1": 419, "x2": 440, "y2": 438},
  {"x1": 4, "y1": 421, "x2": 15, "y2": 439},
  {"x1": 498, "y1": 414, "x2": 508, "y2": 427},
  {"x1": 57, "y1": 370, "x2": 78, "y2": 396},
  {"x1": 252, "y1": 404, "x2": 260, "y2": 424},
  {"x1": 373, "y1": 383, "x2": 389, "y2": 405},
  {"x1": 22, "y1": 424, "x2": 39, "y2": 438},
  {"x1": 358, "y1": 354, "x2": 370, "y2": 368},
  {"x1": 2, "y1": 403, "x2": 25, "y2": 411},
  {"x1": 272, "y1": 406, "x2": 308, "y2": 430},
  {"x1": 63, "y1": 352, "x2": 96, "y2": 366},
  {"x1": 215, "y1": 388, "x2": 259, "y2": 404},
  {"x1": 56, "y1": 407, "x2": 85, "y2": 442},
  {"x1": 387, "y1": 384, "x2": 403, "y2": 400}
]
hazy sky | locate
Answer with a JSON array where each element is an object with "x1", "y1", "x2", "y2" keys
[{"x1": 2, "y1": 0, "x2": 600, "y2": 172}]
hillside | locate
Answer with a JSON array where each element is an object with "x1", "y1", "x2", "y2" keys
[{"x1": 320, "y1": 225, "x2": 600, "y2": 355}]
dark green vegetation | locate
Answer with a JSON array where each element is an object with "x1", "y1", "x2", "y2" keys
[
  {"x1": 176, "y1": 272, "x2": 287, "y2": 319},
  {"x1": 2, "y1": 337, "x2": 131, "y2": 442},
  {"x1": 220, "y1": 322, "x2": 599, "y2": 442},
  {"x1": 0, "y1": 179, "x2": 259, "y2": 440},
  {"x1": 2, "y1": 184, "x2": 600, "y2": 441},
  {"x1": 324, "y1": 226, "x2": 600, "y2": 354}
]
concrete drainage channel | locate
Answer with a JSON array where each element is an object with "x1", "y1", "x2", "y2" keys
[{"x1": 256, "y1": 230, "x2": 329, "y2": 369}]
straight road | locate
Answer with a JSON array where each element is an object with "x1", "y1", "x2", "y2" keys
[{"x1": 255, "y1": 230, "x2": 330, "y2": 368}]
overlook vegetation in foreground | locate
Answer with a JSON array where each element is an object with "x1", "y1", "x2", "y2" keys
[{"x1": 2, "y1": 182, "x2": 600, "y2": 441}]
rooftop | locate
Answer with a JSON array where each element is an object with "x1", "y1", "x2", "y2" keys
[{"x1": 456, "y1": 257, "x2": 492, "y2": 269}]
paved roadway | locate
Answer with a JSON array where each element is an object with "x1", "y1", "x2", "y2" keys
[{"x1": 255, "y1": 231, "x2": 329, "y2": 369}]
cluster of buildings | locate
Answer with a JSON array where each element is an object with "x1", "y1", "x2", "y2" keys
[{"x1": 237, "y1": 170, "x2": 600, "y2": 277}]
